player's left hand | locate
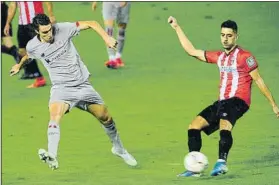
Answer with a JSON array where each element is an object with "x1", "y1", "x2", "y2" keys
[
  {"x1": 106, "y1": 37, "x2": 118, "y2": 50},
  {"x1": 272, "y1": 105, "x2": 279, "y2": 118},
  {"x1": 10, "y1": 64, "x2": 21, "y2": 76}
]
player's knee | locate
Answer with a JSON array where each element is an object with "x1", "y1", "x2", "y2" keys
[
  {"x1": 104, "y1": 20, "x2": 114, "y2": 27},
  {"x1": 18, "y1": 49, "x2": 26, "y2": 57},
  {"x1": 188, "y1": 124, "x2": 201, "y2": 130},
  {"x1": 2, "y1": 37, "x2": 13, "y2": 47},
  {"x1": 188, "y1": 116, "x2": 209, "y2": 130},
  {"x1": 219, "y1": 120, "x2": 233, "y2": 131},
  {"x1": 99, "y1": 114, "x2": 111, "y2": 125},
  {"x1": 49, "y1": 113, "x2": 63, "y2": 123},
  {"x1": 49, "y1": 108, "x2": 64, "y2": 122},
  {"x1": 93, "y1": 108, "x2": 110, "y2": 123},
  {"x1": 118, "y1": 23, "x2": 127, "y2": 29},
  {"x1": 49, "y1": 103, "x2": 69, "y2": 123}
]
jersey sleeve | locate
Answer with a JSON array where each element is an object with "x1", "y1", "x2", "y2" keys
[
  {"x1": 59, "y1": 22, "x2": 81, "y2": 38},
  {"x1": 241, "y1": 52, "x2": 258, "y2": 73},
  {"x1": 205, "y1": 51, "x2": 222, "y2": 64},
  {"x1": 26, "y1": 42, "x2": 36, "y2": 59}
]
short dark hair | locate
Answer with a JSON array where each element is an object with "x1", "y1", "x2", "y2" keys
[
  {"x1": 221, "y1": 20, "x2": 238, "y2": 33},
  {"x1": 32, "y1": 14, "x2": 51, "y2": 31}
]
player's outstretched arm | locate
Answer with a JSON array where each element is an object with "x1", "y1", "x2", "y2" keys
[
  {"x1": 168, "y1": 16, "x2": 206, "y2": 62},
  {"x1": 77, "y1": 21, "x2": 118, "y2": 49},
  {"x1": 10, "y1": 55, "x2": 30, "y2": 76},
  {"x1": 44, "y1": 2, "x2": 56, "y2": 23},
  {"x1": 250, "y1": 68, "x2": 279, "y2": 118},
  {"x1": 4, "y1": 2, "x2": 17, "y2": 36}
]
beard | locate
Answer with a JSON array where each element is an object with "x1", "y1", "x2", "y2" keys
[{"x1": 223, "y1": 43, "x2": 234, "y2": 50}]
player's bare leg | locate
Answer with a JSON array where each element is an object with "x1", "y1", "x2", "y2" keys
[
  {"x1": 104, "y1": 19, "x2": 118, "y2": 69},
  {"x1": 38, "y1": 102, "x2": 69, "y2": 170},
  {"x1": 211, "y1": 119, "x2": 231, "y2": 176},
  {"x1": 178, "y1": 116, "x2": 209, "y2": 177},
  {"x1": 1, "y1": 36, "x2": 20, "y2": 63},
  {"x1": 87, "y1": 104, "x2": 137, "y2": 166},
  {"x1": 115, "y1": 23, "x2": 127, "y2": 67}
]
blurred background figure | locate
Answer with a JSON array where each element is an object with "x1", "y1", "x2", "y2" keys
[
  {"x1": 4, "y1": 1, "x2": 56, "y2": 88},
  {"x1": 1, "y1": 2, "x2": 21, "y2": 64},
  {"x1": 92, "y1": 2, "x2": 130, "y2": 69}
]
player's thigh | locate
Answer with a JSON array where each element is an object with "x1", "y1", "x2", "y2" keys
[
  {"x1": 18, "y1": 48, "x2": 27, "y2": 57},
  {"x1": 87, "y1": 104, "x2": 110, "y2": 121},
  {"x1": 77, "y1": 102, "x2": 110, "y2": 122},
  {"x1": 189, "y1": 116, "x2": 210, "y2": 129},
  {"x1": 196, "y1": 101, "x2": 221, "y2": 135},
  {"x1": 49, "y1": 86, "x2": 79, "y2": 115},
  {"x1": 49, "y1": 102, "x2": 70, "y2": 123},
  {"x1": 2, "y1": 36, "x2": 14, "y2": 48},
  {"x1": 219, "y1": 119, "x2": 233, "y2": 131},
  {"x1": 117, "y1": 3, "x2": 130, "y2": 25},
  {"x1": 219, "y1": 97, "x2": 249, "y2": 130},
  {"x1": 102, "y1": 2, "x2": 117, "y2": 26},
  {"x1": 17, "y1": 25, "x2": 32, "y2": 49},
  {"x1": 75, "y1": 82, "x2": 107, "y2": 120}
]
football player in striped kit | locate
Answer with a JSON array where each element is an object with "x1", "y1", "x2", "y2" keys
[
  {"x1": 4, "y1": 1, "x2": 55, "y2": 88},
  {"x1": 168, "y1": 16, "x2": 279, "y2": 177}
]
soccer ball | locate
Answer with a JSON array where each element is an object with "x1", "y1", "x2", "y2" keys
[{"x1": 184, "y1": 151, "x2": 209, "y2": 173}]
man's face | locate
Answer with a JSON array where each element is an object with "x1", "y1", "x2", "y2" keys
[
  {"x1": 220, "y1": 28, "x2": 238, "y2": 50},
  {"x1": 38, "y1": 24, "x2": 53, "y2": 43}
]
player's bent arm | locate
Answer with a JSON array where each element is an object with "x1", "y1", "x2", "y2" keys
[
  {"x1": 250, "y1": 68, "x2": 277, "y2": 107},
  {"x1": 18, "y1": 55, "x2": 30, "y2": 69},
  {"x1": 6, "y1": 2, "x2": 17, "y2": 25},
  {"x1": 174, "y1": 25, "x2": 206, "y2": 62},
  {"x1": 77, "y1": 21, "x2": 110, "y2": 42}
]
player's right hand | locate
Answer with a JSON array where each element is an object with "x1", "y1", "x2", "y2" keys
[
  {"x1": 4, "y1": 24, "x2": 10, "y2": 36},
  {"x1": 10, "y1": 64, "x2": 21, "y2": 76},
  {"x1": 272, "y1": 105, "x2": 279, "y2": 118},
  {"x1": 106, "y1": 37, "x2": 118, "y2": 50},
  {"x1": 92, "y1": 2, "x2": 97, "y2": 11},
  {"x1": 168, "y1": 16, "x2": 178, "y2": 29}
]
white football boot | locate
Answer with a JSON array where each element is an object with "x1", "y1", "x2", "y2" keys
[
  {"x1": 38, "y1": 149, "x2": 59, "y2": 170},
  {"x1": 111, "y1": 146, "x2": 138, "y2": 167}
]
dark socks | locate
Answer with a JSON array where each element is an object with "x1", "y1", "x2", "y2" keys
[
  {"x1": 219, "y1": 130, "x2": 233, "y2": 161},
  {"x1": 188, "y1": 129, "x2": 202, "y2": 152}
]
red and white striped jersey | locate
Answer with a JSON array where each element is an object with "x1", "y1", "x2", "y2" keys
[
  {"x1": 17, "y1": 1, "x2": 44, "y2": 25},
  {"x1": 205, "y1": 46, "x2": 258, "y2": 106}
]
